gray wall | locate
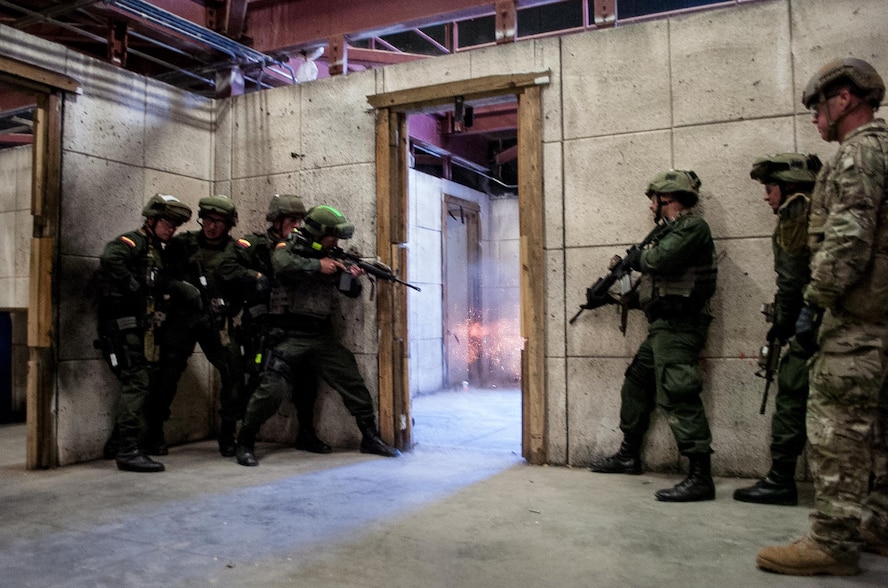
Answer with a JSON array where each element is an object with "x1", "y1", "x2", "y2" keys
[{"x1": 2, "y1": 0, "x2": 887, "y2": 473}]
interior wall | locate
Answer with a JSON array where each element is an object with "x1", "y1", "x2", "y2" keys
[
  {"x1": 0, "y1": 24, "x2": 216, "y2": 464},
  {"x1": 1, "y1": 0, "x2": 884, "y2": 472}
]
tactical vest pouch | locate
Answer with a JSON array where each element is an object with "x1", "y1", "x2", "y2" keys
[{"x1": 839, "y1": 251, "x2": 888, "y2": 320}]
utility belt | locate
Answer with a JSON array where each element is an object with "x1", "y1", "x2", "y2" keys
[
  {"x1": 644, "y1": 296, "x2": 706, "y2": 323},
  {"x1": 274, "y1": 313, "x2": 331, "y2": 333}
]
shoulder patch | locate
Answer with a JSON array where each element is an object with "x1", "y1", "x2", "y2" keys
[
  {"x1": 119, "y1": 235, "x2": 136, "y2": 248},
  {"x1": 236, "y1": 238, "x2": 252, "y2": 248},
  {"x1": 274, "y1": 241, "x2": 287, "y2": 250}
]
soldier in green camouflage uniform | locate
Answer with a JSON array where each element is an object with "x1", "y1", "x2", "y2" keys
[
  {"x1": 145, "y1": 195, "x2": 245, "y2": 457},
  {"x1": 220, "y1": 194, "x2": 329, "y2": 454},
  {"x1": 96, "y1": 193, "x2": 192, "y2": 472},
  {"x1": 590, "y1": 170, "x2": 719, "y2": 502},
  {"x1": 758, "y1": 58, "x2": 888, "y2": 576},
  {"x1": 235, "y1": 205, "x2": 400, "y2": 466},
  {"x1": 734, "y1": 153, "x2": 821, "y2": 506}
]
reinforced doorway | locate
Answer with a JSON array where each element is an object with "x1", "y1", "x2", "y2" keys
[{"x1": 368, "y1": 71, "x2": 549, "y2": 464}]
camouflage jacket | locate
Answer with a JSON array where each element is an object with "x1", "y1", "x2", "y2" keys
[{"x1": 805, "y1": 118, "x2": 888, "y2": 320}]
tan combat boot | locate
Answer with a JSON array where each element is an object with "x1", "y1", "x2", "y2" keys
[{"x1": 756, "y1": 537, "x2": 859, "y2": 576}]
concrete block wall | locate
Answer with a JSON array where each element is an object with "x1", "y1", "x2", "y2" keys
[
  {"x1": 2, "y1": 0, "x2": 885, "y2": 471},
  {"x1": 0, "y1": 145, "x2": 31, "y2": 311}
]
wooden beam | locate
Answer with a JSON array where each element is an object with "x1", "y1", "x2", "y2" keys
[
  {"x1": 495, "y1": 0, "x2": 517, "y2": 44},
  {"x1": 0, "y1": 55, "x2": 81, "y2": 95},
  {"x1": 517, "y1": 85, "x2": 546, "y2": 465},
  {"x1": 327, "y1": 34, "x2": 347, "y2": 76},
  {"x1": 367, "y1": 71, "x2": 549, "y2": 111},
  {"x1": 375, "y1": 108, "x2": 396, "y2": 445}
]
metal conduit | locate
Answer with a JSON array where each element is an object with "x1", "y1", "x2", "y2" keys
[{"x1": 106, "y1": 0, "x2": 296, "y2": 83}]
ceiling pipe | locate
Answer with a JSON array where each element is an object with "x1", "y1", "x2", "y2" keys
[{"x1": 105, "y1": 0, "x2": 296, "y2": 84}]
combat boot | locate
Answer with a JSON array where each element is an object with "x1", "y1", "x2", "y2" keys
[
  {"x1": 295, "y1": 429, "x2": 332, "y2": 454},
  {"x1": 757, "y1": 537, "x2": 859, "y2": 576},
  {"x1": 102, "y1": 424, "x2": 120, "y2": 459},
  {"x1": 357, "y1": 416, "x2": 401, "y2": 457},
  {"x1": 733, "y1": 461, "x2": 797, "y2": 506},
  {"x1": 142, "y1": 422, "x2": 168, "y2": 456},
  {"x1": 235, "y1": 429, "x2": 258, "y2": 467},
  {"x1": 590, "y1": 438, "x2": 642, "y2": 475},
  {"x1": 116, "y1": 438, "x2": 165, "y2": 473},
  {"x1": 218, "y1": 419, "x2": 237, "y2": 458},
  {"x1": 860, "y1": 527, "x2": 888, "y2": 557},
  {"x1": 655, "y1": 453, "x2": 715, "y2": 502}
]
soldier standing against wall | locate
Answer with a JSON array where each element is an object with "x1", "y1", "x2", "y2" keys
[
  {"x1": 734, "y1": 153, "x2": 820, "y2": 506},
  {"x1": 235, "y1": 205, "x2": 400, "y2": 466},
  {"x1": 96, "y1": 193, "x2": 192, "y2": 472},
  {"x1": 221, "y1": 194, "x2": 329, "y2": 454},
  {"x1": 757, "y1": 58, "x2": 888, "y2": 576},
  {"x1": 589, "y1": 170, "x2": 719, "y2": 502},
  {"x1": 144, "y1": 195, "x2": 243, "y2": 457}
]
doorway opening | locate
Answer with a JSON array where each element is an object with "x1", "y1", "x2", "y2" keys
[{"x1": 405, "y1": 100, "x2": 522, "y2": 454}]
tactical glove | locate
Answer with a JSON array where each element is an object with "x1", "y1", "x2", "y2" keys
[{"x1": 795, "y1": 303, "x2": 822, "y2": 354}]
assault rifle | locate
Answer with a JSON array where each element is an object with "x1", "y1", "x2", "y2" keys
[
  {"x1": 755, "y1": 302, "x2": 781, "y2": 415},
  {"x1": 290, "y1": 231, "x2": 422, "y2": 292},
  {"x1": 569, "y1": 220, "x2": 674, "y2": 328}
]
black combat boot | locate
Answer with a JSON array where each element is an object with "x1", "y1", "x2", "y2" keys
[
  {"x1": 733, "y1": 461, "x2": 797, "y2": 506},
  {"x1": 142, "y1": 422, "x2": 169, "y2": 456},
  {"x1": 655, "y1": 453, "x2": 715, "y2": 502},
  {"x1": 235, "y1": 429, "x2": 259, "y2": 467},
  {"x1": 357, "y1": 416, "x2": 401, "y2": 457},
  {"x1": 218, "y1": 419, "x2": 238, "y2": 458},
  {"x1": 295, "y1": 429, "x2": 332, "y2": 454},
  {"x1": 116, "y1": 438, "x2": 165, "y2": 473},
  {"x1": 103, "y1": 424, "x2": 120, "y2": 459},
  {"x1": 590, "y1": 438, "x2": 642, "y2": 475}
]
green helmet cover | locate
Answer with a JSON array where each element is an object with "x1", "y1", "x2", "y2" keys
[
  {"x1": 645, "y1": 170, "x2": 701, "y2": 204},
  {"x1": 802, "y1": 57, "x2": 885, "y2": 108},
  {"x1": 303, "y1": 205, "x2": 355, "y2": 240},
  {"x1": 266, "y1": 194, "x2": 307, "y2": 222},
  {"x1": 198, "y1": 194, "x2": 238, "y2": 226},
  {"x1": 142, "y1": 193, "x2": 192, "y2": 224},
  {"x1": 750, "y1": 153, "x2": 821, "y2": 186}
]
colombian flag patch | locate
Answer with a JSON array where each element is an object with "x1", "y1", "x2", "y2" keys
[
  {"x1": 119, "y1": 236, "x2": 136, "y2": 248},
  {"x1": 236, "y1": 238, "x2": 252, "y2": 248},
  {"x1": 275, "y1": 241, "x2": 287, "y2": 250}
]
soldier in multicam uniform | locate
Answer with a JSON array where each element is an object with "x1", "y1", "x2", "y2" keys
[
  {"x1": 144, "y1": 195, "x2": 245, "y2": 457},
  {"x1": 220, "y1": 194, "x2": 329, "y2": 455},
  {"x1": 590, "y1": 170, "x2": 719, "y2": 502},
  {"x1": 734, "y1": 153, "x2": 821, "y2": 506},
  {"x1": 234, "y1": 205, "x2": 400, "y2": 466},
  {"x1": 96, "y1": 193, "x2": 192, "y2": 472},
  {"x1": 757, "y1": 58, "x2": 888, "y2": 576}
]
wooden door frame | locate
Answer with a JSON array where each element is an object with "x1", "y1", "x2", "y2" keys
[
  {"x1": 1, "y1": 55, "x2": 80, "y2": 469},
  {"x1": 368, "y1": 71, "x2": 549, "y2": 463}
]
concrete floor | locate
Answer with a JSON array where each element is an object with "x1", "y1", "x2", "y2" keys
[{"x1": 1, "y1": 388, "x2": 886, "y2": 587}]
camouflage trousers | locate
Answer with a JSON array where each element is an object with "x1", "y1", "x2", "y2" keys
[
  {"x1": 807, "y1": 309, "x2": 888, "y2": 564},
  {"x1": 770, "y1": 337, "x2": 812, "y2": 466}
]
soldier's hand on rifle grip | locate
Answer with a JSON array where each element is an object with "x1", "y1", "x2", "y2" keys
[
  {"x1": 795, "y1": 303, "x2": 822, "y2": 354},
  {"x1": 624, "y1": 245, "x2": 642, "y2": 271}
]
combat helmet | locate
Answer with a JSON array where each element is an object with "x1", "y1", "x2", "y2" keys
[
  {"x1": 802, "y1": 57, "x2": 885, "y2": 109},
  {"x1": 750, "y1": 153, "x2": 821, "y2": 186},
  {"x1": 302, "y1": 205, "x2": 355, "y2": 240},
  {"x1": 142, "y1": 193, "x2": 192, "y2": 224},
  {"x1": 198, "y1": 194, "x2": 238, "y2": 226},
  {"x1": 266, "y1": 193, "x2": 307, "y2": 222},
  {"x1": 645, "y1": 170, "x2": 702, "y2": 206}
]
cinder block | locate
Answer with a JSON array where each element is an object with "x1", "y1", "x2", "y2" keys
[
  {"x1": 301, "y1": 71, "x2": 376, "y2": 170},
  {"x1": 230, "y1": 174, "x2": 303, "y2": 234},
  {"x1": 671, "y1": 1, "x2": 793, "y2": 126},
  {"x1": 380, "y1": 51, "x2": 472, "y2": 94},
  {"x1": 563, "y1": 131, "x2": 672, "y2": 248},
  {"x1": 57, "y1": 255, "x2": 100, "y2": 362},
  {"x1": 562, "y1": 20, "x2": 670, "y2": 139},
  {"x1": 545, "y1": 356, "x2": 567, "y2": 465},
  {"x1": 230, "y1": 84, "x2": 303, "y2": 180},
  {"x1": 536, "y1": 36, "x2": 562, "y2": 144},
  {"x1": 300, "y1": 163, "x2": 376, "y2": 256},
  {"x1": 57, "y1": 359, "x2": 117, "y2": 465},
  {"x1": 60, "y1": 152, "x2": 145, "y2": 258},
  {"x1": 62, "y1": 52, "x2": 147, "y2": 168},
  {"x1": 469, "y1": 37, "x2": 538, "y2": 78},
  {"x1": 545, "y1": 249, "x2": 566, "y2": 358},
  {"x1": 408, "y1": 226, "x2": 443, "y2": 285},
  {"x1": 144, "y1": 80, "x2": 213, "y2": 180},
  {"x1": 673, "y1": 117, "x2": 796, "y2": 240},
  {"x1": 543, "y1": 141, "x2": 563, "y2": 250}
]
